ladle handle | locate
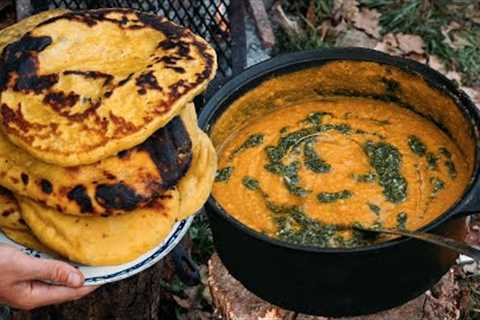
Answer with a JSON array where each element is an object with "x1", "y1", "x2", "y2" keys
[{"x1": 363, "y1": 227, "x2": 480, "y2": 261}]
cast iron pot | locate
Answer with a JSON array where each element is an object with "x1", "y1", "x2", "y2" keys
[{"x1": 198, "y1": 48, "x2": 480, "y2": 317}]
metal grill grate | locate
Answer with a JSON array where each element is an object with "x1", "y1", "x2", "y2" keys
[{"x1": 30, "y1": 0, "x2": 237, "y2": 79}]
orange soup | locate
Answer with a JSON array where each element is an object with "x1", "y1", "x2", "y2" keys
[{"x1": 212, "y1": 95, "x2": 469, "y2": 247}]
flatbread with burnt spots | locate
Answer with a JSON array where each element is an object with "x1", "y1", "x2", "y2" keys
[
  {"x1": 0, "y1": 104, "x2": 195, "y2": 216},
  {"x1": 0, "y1": 9, "x2": 216, "y2": 166}
]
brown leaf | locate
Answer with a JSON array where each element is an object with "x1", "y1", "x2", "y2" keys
[
  {"x1": 272, "y1": 3, "x2": 303, "y2": 38},
  {"x1": 466, "y1": 5, "x2": 480, "y2": 24},
  {"x1": 442, "y1": 21, "x2": 469, "y2": 50},
  {"x1": 335, "y1": 29, "x2": 377, "y2": 48},
  {"x1": 374, "y1": 33, "x2": 402, "y2": 55},
  {"x1": 428, "y1": 55, "x2": 447, "y2": 74},
  {"x1": 353, "y1": 7, "x2": 381, "y2": 39},
  {"x1": 328, "y1": 19, "x2": 349, "y2": 36},
  {"x1": 404, "y1": 52, "x2": 428, "y2": 64},
  {"x1": 333, "y1": 0, "x2": 359, "y2": 23},
  {"x1": 396, "y1": 33, "x2": 425, "y2": 55},
  {"x1": 445, "y1": 70, "x2": 462, "y2": 84},
  {"x1": 306, "y1": 0, "x2": 317, "y2": 26}
]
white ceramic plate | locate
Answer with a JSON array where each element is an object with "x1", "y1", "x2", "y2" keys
[{"x1": 0, "y1": 216, "x2": 194, "y2": 286}]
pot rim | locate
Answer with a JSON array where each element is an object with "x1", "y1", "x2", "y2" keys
[{"x1": 199, "y1": 47, "x2": 480, "y2": 254}]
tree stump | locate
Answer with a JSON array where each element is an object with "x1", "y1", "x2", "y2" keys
[
  {"x1": 208, "y1": 254, "x2": 468, "y2": 320},
  {"x1": 12, "y1": 238, "x2": 192, "y2": 320}
]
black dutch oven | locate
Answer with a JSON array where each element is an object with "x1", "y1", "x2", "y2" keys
[{"x1": 198, "y1": 48, "x2": 480, "y2": 317}]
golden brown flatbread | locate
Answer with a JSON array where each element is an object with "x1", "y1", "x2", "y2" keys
[
  {"x1": 0, "y1": 105, "x2": 195, "y2": 216},
  {"x1": 0, "y1": 9, "x2": 217, "y2": 166},
  {"x1": 0, "y1": 187, "x2": 51, "y2": 252},
  {"x1": 0, "y1": 9, "x2": 67, "y2": 53},
  {"x1": 2, "y1": 227, "x2": 51, "y2": 253},
  {"x1": 0, "y1": 186, "x2": 27, "y2": 230},
  {"x1": 177, "y1": 130, "x2": 217, "y2": 219},
  {"x1": 17, "y1": 188, "x2": 180, "y2": 265}
]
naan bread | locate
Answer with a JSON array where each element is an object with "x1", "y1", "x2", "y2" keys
[
  {"x1": 0, "y1": 187, "x2": 51, "y2": 252},
  {"x1": 0, "y1": 9, "x2": 67, "y2": 53},
  {"x1": 0, "y1": 187, "x2": 27, "y2": 230},
  {"x1": 2, "y1": 227, "x2": 51, "y2": 253},
  {"x1": 0, "y1": 105, "x2": 195, "y2": 216},
  {"x1": 17, "y1": 188, "x2": 180, "y2": 266},
  {"x1": 177, "y1": 130, "x2": 217, "y2": 219},
  {"x1": 0, "y1": 9, "x2": 217, "y2": 166}
]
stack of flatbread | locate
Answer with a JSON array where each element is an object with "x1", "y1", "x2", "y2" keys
[{"x1": 0, "y1": 9, "x2": 217, "y2": 265}]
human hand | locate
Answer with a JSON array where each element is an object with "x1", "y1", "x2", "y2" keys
[{"x1": 0, "y1": 244, "x2": 97, "y2": 310}]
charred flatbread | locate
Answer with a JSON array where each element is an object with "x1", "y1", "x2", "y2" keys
[
  {"x1": 0, "y1": 9, "x2": 67, "y2": 53},
  {"x1": 0, "y1": 9, "x2": 217, "y2": 166},
  {"x1": 177, "y1": 127, "x2": 217, "y2": 219},
  {"x1": 17, "y1": 188, "x2": 180, "y2": 265},
  {"x1": 2, "y1": 227, "x2": 51, "y2": 253},
  {"x1": 0, "y1": 104, "x2": 195, "y2": 216},
  {"x1": 0, "y1": 186, "x2": 27, "y2": 230}
]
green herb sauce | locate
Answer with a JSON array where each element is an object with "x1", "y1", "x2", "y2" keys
[
  {"x1": 408, "y1": 135, "x2": 427, "y2": 156},
  {"x1": 396, "y1": 212, "x2": 408, "y2": 230},
  {"x1": 439, "y1": 147, "x2": 457, "y2": 179},
  {"x1": 215, "y1": 167, "x2": 233, "y2": 182},
  {"x1": 363, "y1": 141, "x2": 408, "y2": 203},
  {"x1": 430, "y1": 177, "x2": 445, "y2": 197},
  {"x1": 265, "y1": 124, "x2": 352, "y2": 163},
  {"x1": 426, "y1": 152, "x2": 438, "y2": 170},
  {"x1": 264, "y1": 161, "x2": 309, "y2": 197},
  {"x1": 242, "y1": 176, "x2": 260, "y2": 191},
  {"x1": 231, "y1": 133, "x2": 264, "y2": 158},
  {"x1": 353, "y1": 172, "x2": 377, "y2": 183},
  {"x1": 303, "y1": 139, "x2": 331, "y2": 173},
  {"x1": 317, "y1": 190, "x2": 353, "y2": 203},
  {"x1": 367, "y1": 203, "x2": 381, "y2": 215},
  {"x1": 304, "y1": 111, "x2": 331, "y2": 126}
]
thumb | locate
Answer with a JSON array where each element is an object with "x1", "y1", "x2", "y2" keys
[{"x1": 25, "y1": 256, "x2": 84, "y2": 288}]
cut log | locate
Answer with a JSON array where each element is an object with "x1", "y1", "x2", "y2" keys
[{"x1": 208, "y1": 254, "x2": 466, "y2": 320}]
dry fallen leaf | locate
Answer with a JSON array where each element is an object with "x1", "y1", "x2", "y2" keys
[
  {"x1": 404, "y1": 52, "x2": 428, "y2": 64},
  {"x1": 374, "y1": 33, "x2": 402, "y2": 55},
  {"x1": 428, "y1": 55, "x2": 447, "y2": 74},
  {"x1": 466, "y1": 5, "x2": 480, "y2": 24},
  {"x1": 445, "y1": 70, "x2": 462, "y2": 84},
  {"x1": 442, "y1": 21, "x2": 470, "y2": 50},
  {"x1": 333, "y1": 0, "x2": 359, "y2": 23},
  {"x1": 336, "y1": 29, "x2": 377, "y2": 48},
  {"x1": 272, "y1": 3, "x2": 303, "y2": 38},
  {"x1": 353, "y1": 7, "x2": 381, "y2": 39},
  {"x1": 396, "y1": 33, "x2": 425, "y2": 55}
]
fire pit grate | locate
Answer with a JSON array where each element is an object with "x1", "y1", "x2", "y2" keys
[{"x1": 26, "y1": 0, "x2": 245, "y2": 80}]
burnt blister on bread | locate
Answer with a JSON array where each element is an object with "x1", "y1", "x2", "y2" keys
[
  {"x1": 0, "y1": 35, "x2": 57, "y2": 94},
  {"x1": 95, "y1": 183, "x2": 143, "y2": 211},
  {"x1": 67, "y1": 185, "x2": 93, "y2": 214},
  {"x1": 139, "y1": 116, "x2": 192, "y2": 190},
  {"x1": 60, "y1": 115, "x2": 193, "y2": 214}
]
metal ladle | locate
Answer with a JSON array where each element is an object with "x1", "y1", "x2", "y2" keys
[{"x1": 356, "y1": 226, "x2": 480, "y2": 261}]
